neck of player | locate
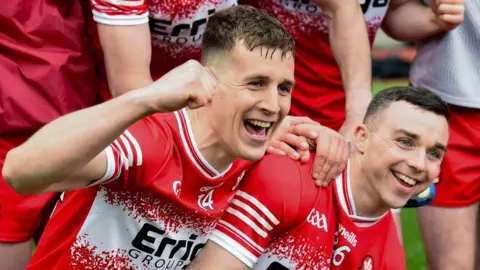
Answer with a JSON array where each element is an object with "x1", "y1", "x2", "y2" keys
[
  {"x1": 187, "y1": 109, "x2": 235, "y2": 173},
  {"x1": 348, "y1": 155, "x2": 392, "y2": 218}
]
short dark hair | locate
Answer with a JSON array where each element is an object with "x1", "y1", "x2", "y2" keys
[
  {"x1": 201, "y1": 5, "x2": 295, "y2": 63},
  {"x1": 364, "y1": 86, "x2": 449, "y2": 127}
]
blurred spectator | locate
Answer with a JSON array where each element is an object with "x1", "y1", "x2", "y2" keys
[
  {"x1": 0, "y1": 1, "x2": 98, "y2": 269},
  {"x1": 410, "y1": 0, "x2": 478, "y2": 269}
]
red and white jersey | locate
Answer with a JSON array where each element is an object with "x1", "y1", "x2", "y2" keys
[
  {"x1": 89, "y1": 0, "x2": 237, "y2": 97},
  {"x1": 210, "y1": 156, "x2": 406, "y2": 269},
  {"x1": 331, "y1": 168, "x2": 406, "y2": 270},
  {"x1": 27, "y1": 109, "x2": 252, "y2": 270},
  {"x1": 243, "y1": 0, "x2": 390, "y2": 130}
]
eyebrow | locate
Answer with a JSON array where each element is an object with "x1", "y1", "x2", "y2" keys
[
  {"x1": 394, "y1": 129, "x2": 447, "y2": 152},
  {"x1": 395, "y1": 129, "x2": 419, "y2": 140},
  {"x1": 244, "y1": 74, "x2": 295, "y2": 88},
  {"x1": 433, "y1": 143, "x2": 448, "y2": 153}
]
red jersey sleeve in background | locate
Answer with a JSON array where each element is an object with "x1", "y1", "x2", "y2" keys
[
  {"x1": 91, "y1": 0, "x2": 149, "y2": 26},
  {"x1": 0, "y1": 0, "x2": 98, "y2": 133},
  {"x1": 90, "y1": 114, "x2": 174, "y2": 188},
  {"x1": 209, "y1": 154, "x2": 310, "y2": 267}
]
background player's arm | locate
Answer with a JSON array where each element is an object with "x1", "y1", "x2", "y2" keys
[
  {"x1": 189, "y1": 155, "x2": 305, "y2": 269},
  {"x1": 92, "y1": 0, "x2": 153, "y2": 97},
  {"x1": 98, "y1": 24, "x2": 153, "y2": 97},
  {"x1": 314, "y1": 0, "x2": 373, "y2": 137},
  {"x1": 382, "y1": 0, "x2": 465, "y2": 42}
]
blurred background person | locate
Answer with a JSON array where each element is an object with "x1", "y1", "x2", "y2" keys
[
  {"x1": 0, "y1": 1, "x2": 99, "y2": 269},
  {"x1": 410, "y1": 0, "x2": 478, "y2": 269}
]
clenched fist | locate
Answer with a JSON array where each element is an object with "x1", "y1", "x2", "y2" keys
[
  {"x1": 431, "y1": 0, "x2": 465, "y2": 31},
  {"x1": 143, "y1": 60, "x2": 217, "y2": 113}
]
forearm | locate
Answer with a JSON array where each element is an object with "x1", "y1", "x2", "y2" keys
[
  {"x1": 382, "y1": 0, "x2": 443, "y2": 42},
  {"x1": 108, "y1": 71, "x2": 154, "y2": 97},
  {"x1": 325, "y1": 1, "x2": 372, "y2": 117},
  {"x1": 98, "y1": 23, "x2": 153, "y2": 97},
  {"x1": 3, "y1": 90, "x2": 152, "y2": 191}
]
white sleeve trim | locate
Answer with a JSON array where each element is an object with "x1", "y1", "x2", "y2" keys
[
  {"x1": 92, "y1": 10, "x2": 149, "y2": 26},
  {"x1": 226, "y1": 208, "x2": 268, "y2": 238},
  {"x1": 209, "y1": 230, "x2": 259, "y2": 268},
  {"x1": 236, "y1": 191, "x2": 280, "y2": 225},
  {"x1": 218, "y1": 220, "x2": 264, "y2": 254},
  {"x1": 88, "y1": 146, "x2": 116, "y2": 187},
  {"x1": 231, "y1": 199, "x2": 273, "y2": 231}
]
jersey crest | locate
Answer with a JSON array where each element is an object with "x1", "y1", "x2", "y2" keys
[{"x1": 359, "y1": 255, "x2": 374, "y2": 270}]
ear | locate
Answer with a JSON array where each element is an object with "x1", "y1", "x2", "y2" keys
[{"x1": 353, "y1": 124, "x2": 369, "y2": 154}]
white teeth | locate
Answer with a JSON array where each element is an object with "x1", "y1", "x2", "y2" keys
[
  {"x1": 247, "y1": 120, "x2": 271, "y2": 128},
  {"x1": 393, "y1": 171, "x2": 417, "y2": 186}
]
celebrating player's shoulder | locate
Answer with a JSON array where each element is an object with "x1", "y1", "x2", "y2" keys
[{"x1": 190, "y1": 154, "x2": 337, "y2": 269}]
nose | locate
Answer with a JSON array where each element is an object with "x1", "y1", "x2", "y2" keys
[
  {"x1": 259, "y1": 86, "x2": 281, "y2": 115},
  {"x1": 407, "y1": 149, "x2": 427, "y2": 173}
]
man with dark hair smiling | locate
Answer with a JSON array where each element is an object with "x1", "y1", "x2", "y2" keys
[{"x1": 190, "y1": 86, "x2": 449, "y2": 270}]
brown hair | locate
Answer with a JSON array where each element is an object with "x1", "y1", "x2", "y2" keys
[
  {"x1": 364, "y1": 86, "x2": 450, "y2": 129},
  {"x1": 201, "y1": 5, "x2": 295, "y2": 63}
]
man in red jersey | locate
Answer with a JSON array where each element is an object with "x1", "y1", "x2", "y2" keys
[
  {"x1": 3, "y1": 6, "x2": 347, "y2": 269},
  {"x1": 0, "y1": 1, "x2": 99, "y2": 269},
  {"x1": 189, "y1": 86, "x2": 450, "y2": 270},
  {"x1": 88, "y1": 0, "x2": 368, "y2": 184}
]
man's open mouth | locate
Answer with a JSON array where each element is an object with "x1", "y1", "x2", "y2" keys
[{"x1": 244, "y1": 119, "x2": 273, "y2": 140}]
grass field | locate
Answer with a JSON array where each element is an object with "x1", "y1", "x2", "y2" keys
[{"x1": 373, "y1": 80, "x2": 427, "y2": 270}]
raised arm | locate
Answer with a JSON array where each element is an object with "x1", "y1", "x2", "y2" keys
[
  {"x1": 382, "y1": 0, "x2": 465, "y2": 42},
  {"x1": 2, "y1": 60, "x2": 216, "y2": 195}
]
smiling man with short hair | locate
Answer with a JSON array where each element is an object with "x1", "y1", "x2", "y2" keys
[{"x1": 189, "y1": 86, "x2": 449, "y2": 270}]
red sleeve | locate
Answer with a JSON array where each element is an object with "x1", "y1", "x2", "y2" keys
[
  {"x1": 90, "y1": 0, "x2": 149, "y2": 26},
  {"x1": 89, "y1": 115, "x2": 174, "y2": 188},
  {"x1": 208, "y1": 154, "x2": 305, "y2": 267}
]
